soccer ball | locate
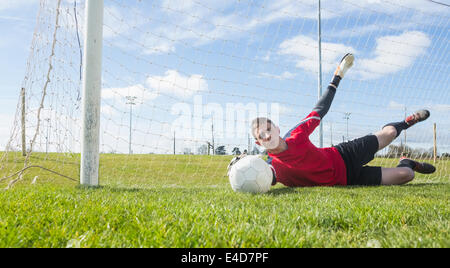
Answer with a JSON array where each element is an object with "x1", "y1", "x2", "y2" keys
[{"x1": 228, "y1": 155, "x2": 273, "y2": 194}]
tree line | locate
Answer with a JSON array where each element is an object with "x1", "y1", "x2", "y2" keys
[{"x1": 379, "y1": 144, "x2": 450, "y2": 159}]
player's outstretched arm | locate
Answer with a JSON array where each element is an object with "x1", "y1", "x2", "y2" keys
[{"x1": 313, "y1": 53, "x2": 354, "y2": 118}]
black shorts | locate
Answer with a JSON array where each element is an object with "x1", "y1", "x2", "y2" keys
[{"x1": 334, "y1": 135, "x2": 382, "y2": 186}]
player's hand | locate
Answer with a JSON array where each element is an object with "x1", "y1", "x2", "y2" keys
[{"x1": 227, "y1": 152, "x2": 248, "y2": 176}]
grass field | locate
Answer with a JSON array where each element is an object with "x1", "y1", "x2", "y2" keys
[{"x1": 0, "y1": 153, "x2": 449, "y2": 248}]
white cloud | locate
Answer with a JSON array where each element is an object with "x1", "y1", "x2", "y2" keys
[
  {"x1": 358, "y1": 31, "x2": 431, "y2": 80},
  {"x1": 278, "y1": 104, "x2": 295, "y2": 116},
  {"x1": 103, "y1": 5, "x2": 124, "y2": 39},
  {"x1": 102, "y1": 84, "x2": 158, "y2": 104},
  {"x1": 104, "y1": 0, "x2": 444, "y2": 59},
  {"x1": 335, "y1": 0, "x2": 448, "y2": 15},
  {"x1": 278, "y1": 35, "x2": 356, "y2": 73},
  {"x1": 0, "y1": 15, "x2": 31, "y2": 22},
  {"x1": 433, "y1": 104, "x2": 450, "y2": 112},
  {"x1": 143, "y1": 42, "x2": 176, "y2": 55},
  {"x1": 257, "y1": 0, "x2": 333, "y2": 22},
  {"x1": 154, "y1": 0, "x2": 445, "y2": 50},
  {"x1": 146, "y1": 70, "x2": 208, "y2": 99},
  {"x1": 100, "y1": 104, "x2": 117, "y2": 116},
  {"x1": 388, "y1": 101, "x2": 405, "y2": 110},
  {"x1": 101, "y1": 84, "x2": 159, "y2": 116},
  {"x1": 277, "y1": 31, "x2": 431, "y2": 80},
  {"x1": 103, "y1": 6, "x2": 132, "y2": 39},
  {"x1": 103, "y1": 4, "x2": 148, "y2": 40},
  {"x1": 387, "y1": 101, "x2": 450, "y2": 114},
  {"x1": 150, "y1": 0, "x2": 341, "y2": 50},
  {"x1": 102, "y1": 70, "x2": 208, "y2": 111},
  {"x1": 259, "y1": 71, "x2": 296, "y2": 80},
  {"x1": 0, "y1": 0, "x2": 38, "y2": 11}
]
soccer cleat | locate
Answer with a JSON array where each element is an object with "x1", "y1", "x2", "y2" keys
[
  {"x1": 334, "y1": 53, "x2": 354, "y2": 79},
  {"x1": 399, "y1": 157, "x2": 436, "y2": 174},
  {"x1": 405, "y1": 110, "x2": 430, "y2": 127}
]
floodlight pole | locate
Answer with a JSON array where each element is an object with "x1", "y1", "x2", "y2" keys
[
  {"x1": 248, "y1": 133, "x2": 251, "y2": 154},
  {"x1": 433, "y1": 123, "x2": 437, "y2": 164},
  {"x1": 45, "y1": 118, "x2": 51, "y2": 154},
  {"x1": 21, "y1": 87, "x2": 26, "y2": 157},
  {"x1": 344, "y1": 113, "x2": 351, "y2": 141},
  {"x1": 404, "y1": 107, "x2": 407, "y2": 147},
  {"x1": 317, "y1": 0, "x2": 324, "y2": 148},
  {"x1": 330, "y1": 121, "x2": 333, "y2": 146},
  {"x1": 80, "y1": 0, "x2": 104, "y2": 186},
  {"x1": 211, "y1": 121, "x2": 215, "y2": 155},
  {"x1": 173, "y1": 131, "x2": 176, "y2": 155},
  {"x1": 126, "y1": 96, "x2": 137, "y2": 155}
]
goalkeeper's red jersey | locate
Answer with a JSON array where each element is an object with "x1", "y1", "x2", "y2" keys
[{"x1": 268, "y1": 111, "x2": 347, "y2": 187}]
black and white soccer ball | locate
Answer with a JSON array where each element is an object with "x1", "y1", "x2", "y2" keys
[{"x1": 227, "y1": 155, "x2": 273, "y2": 194}]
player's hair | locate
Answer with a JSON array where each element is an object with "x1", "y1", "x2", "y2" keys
[{"x1": 251, "y1": 117, "x2": 274, "y2": 139}]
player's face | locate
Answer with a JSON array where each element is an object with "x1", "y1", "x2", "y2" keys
[{"x1": 255, "y1": 122, "x2": 280, "y2": 150}]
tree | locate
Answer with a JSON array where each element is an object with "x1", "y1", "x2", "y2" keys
[
  {"x1": 197, "y1": 144, "x2": 208, "y2": 155},
  {"x1": 231, "y1": 147, "x2": 241, "y2": 155},
  {"x1": 386, "y1": 144, "x2": 413, "y2": 158},
  {"x1": 215, "y1": 146, "x2": 227, "y2": 155},
  {"x1": 251, "y1": 146, "x2": 261, "y2": 155},
  {"x1": 386, "y1": 144, "x2": 433, "y2": 159}
]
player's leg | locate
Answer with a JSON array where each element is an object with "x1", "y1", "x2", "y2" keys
[
  {"x1": 351, "y1": 166, "x2": 413, "y2": 186},
  {"x1": 381, "y1": 167, "x2": 415, "y2": 185},
  {"x1": 381, "y1": 158, "x2": 436, "y2": 185},
  {"x1": 335, "y1": 53, "x2": 354, "y2": 79},
  {"x1": 339, "y1": 110, "x2": 433, "y2": 186},
  {"x1": 375, "y1": 110, "x2": 430, "y2": 151},
  {"x1": 374, "y1": 126, "x2": 397, "y2": 151}
]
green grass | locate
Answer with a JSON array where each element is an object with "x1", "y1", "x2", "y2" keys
[{"x1": 0, "y1": 153, "x2": 449, "y2": 247}]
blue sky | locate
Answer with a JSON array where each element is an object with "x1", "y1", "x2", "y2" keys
[
  {"x1": 0, "y1": 0, "x2": 449, "y2": 155},
  {"x1": 0, "y1": 2, "x2": 36, "y2": 99}
]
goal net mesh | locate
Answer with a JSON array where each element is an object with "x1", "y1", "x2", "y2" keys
[{"x1": 1, "y1": 0, "x2": 449, "y2": 188}]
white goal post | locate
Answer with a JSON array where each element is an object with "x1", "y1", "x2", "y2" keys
[{"x1": 80, "y1": 0, "x2": 104, "y2": 186}]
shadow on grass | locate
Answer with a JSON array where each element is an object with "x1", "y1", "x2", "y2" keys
[
  {"x1": 267, "y1": 185, "x2": 375, "y2": 196},
  {"x1": 73, "y1": 181, "x2": 447, "y2": 198},
  {"x1": 76, "y1": 185, "x2": 157, "y2": 193},
  {"x1": 267, "y1": 187, "x2": 297, "y2": 196},
  {"x1": 29, "y1": 155, "x2": 79, "y2": 165},
  {"x1": 266, "y1": 182, "x2": 447, "y2": 196},
  {"x1": 334, "y1": 182, "x2": 447, "y2": 189},
  {"x1": 75, "y1": 184, "x2": 229, "y2": 195},
  {"x1": 402, "y1": 182, "x2": 447, "y2": 187},
  {"x1": 75, "y1": 185, "x2": 107, "y2": 190}
]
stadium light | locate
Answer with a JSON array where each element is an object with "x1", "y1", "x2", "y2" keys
[{"x1": 344, "y1": 113, "x2": 351, "y2": 141}]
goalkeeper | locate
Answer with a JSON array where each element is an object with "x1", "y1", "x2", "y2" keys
[{"x1": 251, "y1": 53, "x2": 436, "y2": 187}]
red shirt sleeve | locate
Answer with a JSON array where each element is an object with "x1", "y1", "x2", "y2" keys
[{"x1": 289, "y1": 111, "x2": 322, "y2": 141}]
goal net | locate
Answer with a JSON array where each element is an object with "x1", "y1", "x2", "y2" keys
[{"x1": 1, "y1": 0, "x2": 449, "y2": 188}]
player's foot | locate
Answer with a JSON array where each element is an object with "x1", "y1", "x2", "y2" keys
[
  {"x1": 405, "y1": 110, "x2": 430, "y2": 127},
  {"x1": 334, "y1": 53, "x2": 354, "y2": 79},
  {"x1": 399, "y1": 157, "x2": 436, "y2": 174}
]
